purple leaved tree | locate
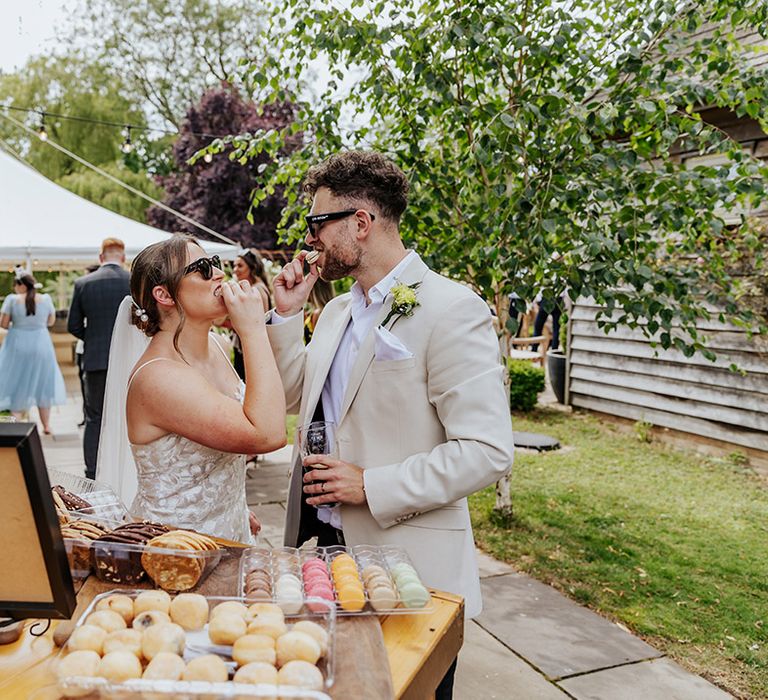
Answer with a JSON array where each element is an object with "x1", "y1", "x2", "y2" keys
[{"x1": 147, "y1": 85, "x2": 298, "y2": 254}]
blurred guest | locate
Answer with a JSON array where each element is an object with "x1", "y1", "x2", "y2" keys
[
  {"x1": 304, "y1": 279, "x2": 335, "y2": 343},
  {"x1": 68, "y1": 238, "x2": 130, "y2": 479},
  {"x1": 75, "y1": 263, "x2": 100, "y2": 427},
  {"x1": 230, "y1": 249, "x2": 272, "y2": 379},
  {"x1": 0, "y1": 274, "x2": 66, "y2": 434}
]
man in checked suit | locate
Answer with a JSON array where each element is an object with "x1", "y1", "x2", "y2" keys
[
  {"x1": 269, "y1": 151, "x2": 514, "y2": 698},
  {"x1": 68, "y1": 237, "x2": 130, "y2": 479}
]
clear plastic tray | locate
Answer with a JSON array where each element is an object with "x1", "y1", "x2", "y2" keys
[
  {"x1": 53, "y1": 589, "x2": 335, "y2": 699},
  {"x1": 239, "y1": 545, "x2": 433, "y2": 616},
  {"x1": 49, "y1": 468, "x2": 130, "y2": 524},
  {"x1": 90, "y1": 540, "x2": 222, "y2": 591}
]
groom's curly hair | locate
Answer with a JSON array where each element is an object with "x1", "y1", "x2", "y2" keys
[{"x1": 303, "y1": 151, "x2": 409, "y2": 223}]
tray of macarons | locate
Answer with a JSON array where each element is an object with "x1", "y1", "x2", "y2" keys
[
  {"x1": 53, "y1": 589, "x2": 336, "y2": 699},
  {"x1": 239, "y1": 545, "x2": 432, "y2": 616}
]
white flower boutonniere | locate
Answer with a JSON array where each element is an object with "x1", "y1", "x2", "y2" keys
[{"x1": 381, "y1": 281, "x2": 421, "y2": 327}]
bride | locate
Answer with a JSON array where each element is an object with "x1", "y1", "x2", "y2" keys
[{"x1": 96, "y1": 235, "x2": 286, "y2": 542}]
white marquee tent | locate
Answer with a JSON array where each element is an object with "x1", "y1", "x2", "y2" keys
[{"x1": 0, "y1": 147, "x2": 238, "y2": 272}]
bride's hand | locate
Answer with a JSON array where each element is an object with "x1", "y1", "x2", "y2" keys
[
  {"x1": 249, "y1": 510, "x2": 261, "y2": 536},
  {"x1": 221, "y1": 280, "x2": 266, "y2": 338}
]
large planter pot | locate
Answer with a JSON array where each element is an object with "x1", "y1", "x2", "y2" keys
[
  {"x1": 51, "y1": 309, "x2": 69, "y2": 334},
  {"x1": 547, "y1": 349, "x2": 567, "y2": 404}
]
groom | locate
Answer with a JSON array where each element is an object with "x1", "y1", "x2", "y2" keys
[{"x1": 268, "y1": 151, "x2": 514, "y2": 697}]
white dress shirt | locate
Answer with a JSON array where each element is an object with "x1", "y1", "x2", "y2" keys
[{"x1": 273, "y1": 250, "x2": 417, "y2": 530}]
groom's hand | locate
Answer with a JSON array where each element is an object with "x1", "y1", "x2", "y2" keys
[
  {"x1": 273, "y1": 251, "x2": 320, "y2": 317},
  {"x1": 303, "y1": 456, "x2": 367, "y2": 506}
]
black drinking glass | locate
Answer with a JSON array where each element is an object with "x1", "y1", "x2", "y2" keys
[{"x1": 297, "y1": 420, "x2": 338, "y2": 509}]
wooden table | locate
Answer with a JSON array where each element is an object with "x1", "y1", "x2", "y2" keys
[{"x1": 0, "y1": 574, "x2": 463, "y2": 699}]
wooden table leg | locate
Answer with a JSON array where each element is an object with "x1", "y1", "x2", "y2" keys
[{"x1": 381, "y1": 591, "x2": 464, "y2": 700}]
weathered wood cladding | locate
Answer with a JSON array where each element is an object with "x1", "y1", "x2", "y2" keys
[{"x1": 568, "y1": 301, "x2": 768, "y2": 454}]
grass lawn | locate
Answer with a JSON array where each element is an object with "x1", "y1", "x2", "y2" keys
[
  {"x1": 469, "y1": 407, "x2": 768, "y2": 700},
  {"x1": 286, "y1": 414, "x2": 298, "y2": 444}
]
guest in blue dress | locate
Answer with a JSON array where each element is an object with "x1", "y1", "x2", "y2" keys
[{"x1": 0, "y1": 274, "x2": 66, "y2": 434}]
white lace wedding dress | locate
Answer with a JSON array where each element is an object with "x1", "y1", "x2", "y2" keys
[
  {"x1": 96, "y1": 299, "x2": 255, "y2": 543},
  {"x1": 127, "y1": 359, "x2": 253, "y2": 544}
]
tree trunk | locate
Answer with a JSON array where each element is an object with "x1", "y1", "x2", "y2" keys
[{"x1": 492, "y1": 290, "x2": 513, "y2": 521}]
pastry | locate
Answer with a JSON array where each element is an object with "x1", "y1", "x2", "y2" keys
[
  {"x1": 90, "y1": 521, "x2": 170, "y2": 584},
  {"x1": 397, "y1": 580, "x2": 431, "y2": 608},
  {"x1": 102, "y1": 628, "x2": 143, "y2": 657},
  {"x1": 169, "y1": 592, "x2": 209, "y2": 630},
  {"x1": 141, "y1": 623, "x2": 186, "y2": 660},
  {"x1": 95, "y1": 593, "x2": 134, "y2": 624},
  {"x1": 182, "y1": 653, "x2": 228, "y2": 682},
  {"x1": 67, "y1": 625, "x2": 107, "y2": 654},
  {"x1": 52, "y1": 485, "x2": 92, "y2": 511},
  {"x1": 208, "y1": 613, "x2": 247, "y2": 645},
  {"x1": 233, "y1": 660, "x2": 278, "y2": 684},
  {"x1": 141, "y1": 529, "x2": 218, "y2": 592},
  {"x1": 132, "y1": 610, "x2": 171, "y2": 631},
  {"x1": 85, "y1": 610, "x2": 126, "y2": 634},
  {"x1": 305, "y1": 250, "x2": 320, "y2": 265},
  {"x1": 275, "y1": 630, "x2": 321, "y2": 667},
  {"x1": 134, "y1": 589, "x2": 172, "y2": 616},
  {"x1": 97, "y1": 650, "x2": 142, "y2": 682},
  {"x1": 247, "y1": 617, "x2": 286, "y2": 640},
  {"x1": 232, "y1": 634, "x2": 277, "y2": 666},
  {"x1": 302, "y1": 560, "x2": 335, "y2": 611},
  {"x1": 244, "y1": 566, "x2": 273, "y2": 600},
  {"x1": 277, "y1": 659, "x2": 324, "y2": 691},
  {"x1": 246, "y1": 603, "x2": 284, "y2": 622},
  {"x1": 60, "y1": 519, "x2": 107, "y2": 577},
  {"x1": 291, "y1": 620, "x2": 329, "y2": 656},
  {"x1": 142, "y1": 651, "x2": 186, "y2": 680},
  {"x1": 274, "y1": 573, "x2": 304, "y2": 614},
  {"x1": 56, "y1": 649, "x2": 100, "y2": 696},
  {"x1": 211, "y1": 600, "x2": 249, "y2": 621}
]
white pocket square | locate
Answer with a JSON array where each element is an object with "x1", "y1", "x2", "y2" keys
[{"x1": 374, "y1": 327, "x2": 414, "y2": 361}]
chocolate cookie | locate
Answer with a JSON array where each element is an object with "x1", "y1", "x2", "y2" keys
[
  {"x1": 52, "y1": 484, "x2": 93, "y2": 511},
  {"x1": 91, "y1": 522, "x2": 170, "y2": 584}
]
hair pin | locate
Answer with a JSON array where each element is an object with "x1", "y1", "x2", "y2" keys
[{"x1": 131, "y1": 298, "x2": 148, "y2": 323}]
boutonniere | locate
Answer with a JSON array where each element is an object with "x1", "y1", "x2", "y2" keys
[{"x1": 381, "y1": 281, "x2": 421, "y2": 327}]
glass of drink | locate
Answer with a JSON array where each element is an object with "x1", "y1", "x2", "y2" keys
[{"x1": 297, "y1": 420, "x2": 338, "y2": 509}]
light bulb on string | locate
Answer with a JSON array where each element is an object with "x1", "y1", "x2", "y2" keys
[
  {"x1": 37, "y1": 112, "x2": 48, "y2": 141},
  {"x1": 203, "y1": 152, "x2": 213, "y2": 163},
  {"x1": 121, "y1": 126, "x2": 133, "y2": 154}
]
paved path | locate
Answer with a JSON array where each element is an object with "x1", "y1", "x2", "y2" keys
[{"x1": 38, "y1": 369, "x2": 732, "y2": 699}]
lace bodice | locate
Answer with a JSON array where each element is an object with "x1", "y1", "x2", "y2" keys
[
  {"x1": 127, "y1": 340, "x2": 253, "y2": 543},
  {"x1": 130, "y1": 428, "x2": 253, "y2": 543}
]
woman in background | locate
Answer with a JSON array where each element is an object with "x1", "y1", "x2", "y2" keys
[
  {"x1": 0, "y1": 274, "x2": 66, "y2": 434},
  {"x1": 230, "y1": 249, "x2": 272, "y2": 379}
]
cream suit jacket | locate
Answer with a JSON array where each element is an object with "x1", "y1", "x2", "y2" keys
[{"x1": 267, "y1": 255, "x2": 514, "y2": 617}]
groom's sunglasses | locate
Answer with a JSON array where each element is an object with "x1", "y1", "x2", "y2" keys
[
  {"x1": 183, "y1": 255, "x2": 222, "y2": 280},
  {"x1": 304, "y1": 209, "x2": 375, "y2": 236}
]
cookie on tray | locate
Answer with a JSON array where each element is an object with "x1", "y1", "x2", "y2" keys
[
  {"x1": 141, "y1": 530, "x2": 219, "y2": 592},
  {"x1": 90, "y1": 522, "x2": 170, "y2": 584}
]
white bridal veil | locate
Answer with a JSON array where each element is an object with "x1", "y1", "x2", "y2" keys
[{"x1": 95, "y1": 296, "x2": 150, "y2": 507}]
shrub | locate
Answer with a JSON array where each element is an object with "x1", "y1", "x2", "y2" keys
[{"x1": 507, "y1": 359, "x2": 545, "y2": 412}]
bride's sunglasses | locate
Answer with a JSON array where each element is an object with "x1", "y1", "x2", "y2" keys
[{"x1": 183, "y1": 255, "x2": 222, "y2": 280}]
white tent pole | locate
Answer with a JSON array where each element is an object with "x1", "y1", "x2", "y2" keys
[{"x1": 0, "y1": 112, "x2": 238, "y2": 247}]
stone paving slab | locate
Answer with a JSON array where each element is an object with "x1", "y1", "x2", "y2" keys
[
  {"x1": 558, "y1": 657, "x2": 733, "y2": 700},
  {"x1": 245, "y1": 461, "x2": 290, "y2": 504},
  {"x1": 456, "y1": 621, "x2": 570, "y2": 699},
  {"x1": 248, "y1": 502, "x2": 286, "y2": 548},
  {"x1": 476, "y1": 549, "x2": 515, "y2": 578},
  {"x1": 476, "y1": 573, "x2": 662, "y2": 680}
]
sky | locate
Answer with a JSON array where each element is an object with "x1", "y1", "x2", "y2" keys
[{"x1": 0, "y1": 0, "x2": 70, "y2": 73}]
